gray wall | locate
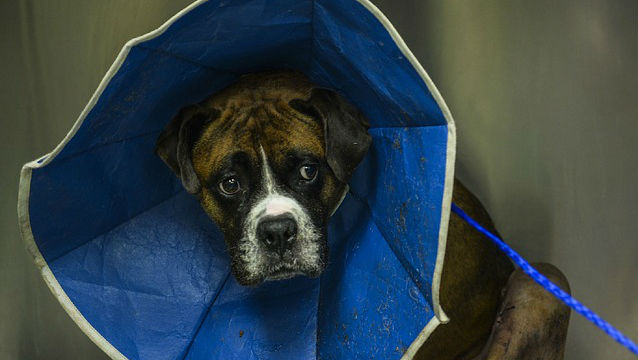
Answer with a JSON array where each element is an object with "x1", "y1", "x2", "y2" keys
[
  {"x1": 1, "y1": 1, "x2": 635, "y2": 359},
  {"x1": 1, "y1": 2, "x2": 193, "y2": 359},
  {"x1": 374, "y1": 1, "x2": 637, "y2": 359}
]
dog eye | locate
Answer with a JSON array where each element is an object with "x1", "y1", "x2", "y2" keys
[
  {"x1": 218, "y1": 177, "x2": 240, "y2": 195},
  {"x1": 299, "y1": 164, "x2": 318, "y2": 181}
]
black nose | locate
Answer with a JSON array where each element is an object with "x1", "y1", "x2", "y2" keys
[{"x1": 257, "y1": 216, "x2": 297, "y2": 256}]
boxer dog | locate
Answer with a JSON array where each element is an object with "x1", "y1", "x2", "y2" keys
[
  {"x1": 155, "y1": 71, "x2": 370, "y2": 286},
  {"x1": 155, "y1": 71, "x2": 570, "y2": 359}
]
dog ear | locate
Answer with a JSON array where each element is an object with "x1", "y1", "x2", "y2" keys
[
  {"x1": 154, "y1": 104, "x2": 217, "y2": 194},
  {"x1": 290, "y1": 88, "x2": 372, "y2": 184}
]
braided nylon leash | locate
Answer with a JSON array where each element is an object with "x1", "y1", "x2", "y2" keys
[{"x1": 451, "y1": 203, "x2": 638, "y2": 355}]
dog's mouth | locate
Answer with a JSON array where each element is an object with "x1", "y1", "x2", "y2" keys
[
  {"x1": 263, "y1": 256, "x2": 323, "y2": 281},
  {"x1": 266, "y1": 266, "x2": 304, "y2": 281},
  {"x1": 233, "y1": 248, "x2": 326, "y2": 286},
  {"x1": 233, "y1": 235, "x2": 325, "y2": 286}
]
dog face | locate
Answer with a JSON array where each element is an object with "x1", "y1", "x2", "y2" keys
[{"x1": 155, "y1": 71, "x2": 371, "y2": 286}]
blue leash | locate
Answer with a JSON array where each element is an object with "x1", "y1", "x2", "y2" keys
[{"x1": 451, "y1": 203, "x2": 638, "y2": 355}]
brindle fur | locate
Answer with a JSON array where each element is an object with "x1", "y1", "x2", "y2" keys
[{"x1": 191, "y1": 72, "x2": 342, "y2": 228}]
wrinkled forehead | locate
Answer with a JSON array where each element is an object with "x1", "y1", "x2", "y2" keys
[{"x1": 191, "y1": 102, "x2": 325, "y2": 179}]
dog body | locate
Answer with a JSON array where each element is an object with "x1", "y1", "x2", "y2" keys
[
  {"x1": 417, "y1": 181, "x2": 571, "y2": 359},
  {"x1": 156, "y1": 71, "x2": 570, "y2": 359}
]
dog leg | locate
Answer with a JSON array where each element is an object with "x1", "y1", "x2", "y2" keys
[{"x1": 474, "y1": 263, "x2": 571, "y2": 360}]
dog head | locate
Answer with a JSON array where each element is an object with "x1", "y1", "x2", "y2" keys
[{"x1": 155, "y1": 71, "x2": 371, "y2": 286}]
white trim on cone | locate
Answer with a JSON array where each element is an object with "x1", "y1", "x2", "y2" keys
[{"x1": 355, "y1": 1, "x2": 457, "y2": 357}]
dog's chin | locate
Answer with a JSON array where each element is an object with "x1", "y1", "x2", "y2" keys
[
  {"x1": 231, "y1": 232, "x2": 328, "y2": 286},
  {"x1": 232, "y1": 263, "x2": 324, "y2": 287},
  {"x1": 266, "y1": 264, "x2": 324, "y2": 281},
  {"x1": 265, "y1": 268, "x2": 304, "y2": 281}
]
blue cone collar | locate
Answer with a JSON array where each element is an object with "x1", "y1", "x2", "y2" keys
[{"x1": 18, "y1": 1, "x2": 456, "y2": 359}]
